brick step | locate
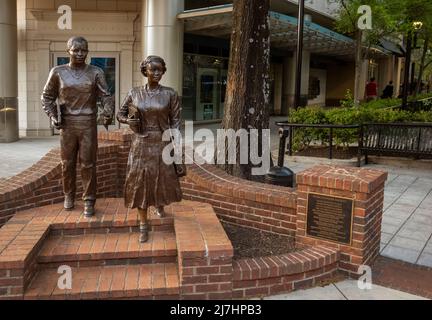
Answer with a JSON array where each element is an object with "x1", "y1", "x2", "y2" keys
[
  {"x1": 37, "y1": 231, "x2": 177, "y2": 266},
  {"x1": 32, "y1": 199, "x2": 175, "y2": 236},
  {"x1": 25, "y1": 263, "x2": 180, "y2": 300}
]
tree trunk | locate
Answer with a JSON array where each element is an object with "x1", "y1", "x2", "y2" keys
[
  {"x1": 415, "y1": 35, "x2": 429, "y2": 96},
  {"x1": 218, "y1": 0, "x2": 271, "y2": 181},
  {"x1": 353, "y1": 29, "x2": 363, "y2": 105}
]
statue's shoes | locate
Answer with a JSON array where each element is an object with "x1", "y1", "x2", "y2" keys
[
  {"x1": 155, "y1": 207, "x2": 166, "y2": 218},
  {"x1": 83, "y1": 201, "x2": 95, "y2": 218},
  {"x1": 139, "y1": 224, "x2": 149, "y2": 243},
  {"x1": 64, "y1": 196, "x2": 74, "y2": 211}
]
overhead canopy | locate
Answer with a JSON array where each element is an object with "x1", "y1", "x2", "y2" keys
[
  {"x1": 177, "y1": 4, "x2": 391, "y2": 59},
  {"x1": 379, "y1": 39, "x2": 404, "y2": 57}
]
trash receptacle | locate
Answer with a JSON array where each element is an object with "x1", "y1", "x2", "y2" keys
[{"x1": 265, "y1": 166, "x2": 295, "y2": 188}]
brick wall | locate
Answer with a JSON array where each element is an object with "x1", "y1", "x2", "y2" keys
[
  {"x1": 1, "y1": 129, "x2": 390, "y2": 292},
  {"x1": 295, "y1": 166, "x2": 388, "y2": 277},
  {"x1": 232, "y1": 246, "x2": 340, "y2": 299},
  {"x1": 100, "y1": 129, "x2": 299, "y2": 239},
  {"x1": 174, "y1": 202, "x2": 234, "y2": 300},
  {"x1": 181, "y1": 163, "x2": 298, "y2": 238},
  {"x1": 0, "y1": 140, "x2": 124, "y2": 227}
]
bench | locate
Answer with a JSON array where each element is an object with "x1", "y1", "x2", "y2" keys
[{"x1": 358, "y1": 123, "x2": 432, "y2": 166}]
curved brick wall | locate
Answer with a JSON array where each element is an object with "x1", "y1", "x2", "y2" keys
[
  {"x1": 0, "y1": 141, "x2": 121, "y2": 227},
  {"x1": 2, "y1": 129, "x2": 391, "y2": 298},
  {"x1": 232, "y1": 246, "x2": 340, "y2": 298},
  {"x1": 0, "y1": 129, "x2": 298, "y2": 239},
  {"x1": 181, "y1": 163, "x2": 297, "y2": 238},
  {"x1": 1, "y1": 129, "x2": 387, "y2": 297}
]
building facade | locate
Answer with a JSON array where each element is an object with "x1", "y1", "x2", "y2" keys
[{"x1": 0, "y1": 0, "x2": 403, "y2": 141}]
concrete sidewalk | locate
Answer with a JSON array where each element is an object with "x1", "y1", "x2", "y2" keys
[{"x1": 264, "y1": 280, "x2": 427, "y2": 300}]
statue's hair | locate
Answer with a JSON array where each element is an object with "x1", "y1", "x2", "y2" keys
[
  {"x1": 67, "y1": 36, "x2": 88, "y2": 50},
  {"x1": 140, "y1": 55, "x2": 167, "y2": 77}
]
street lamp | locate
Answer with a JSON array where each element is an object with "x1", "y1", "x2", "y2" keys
[
  {"x1": 293, "y1": 0, "x2": 305, "y2": 112},
  {"x1": 266, "y1": 0, "x2": 305, "y2": 188},
  {"x1": 413, "y1": 21, "x2": 423, "y2": 30}
]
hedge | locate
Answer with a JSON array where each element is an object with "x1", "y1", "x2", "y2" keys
[{"x1": 288, "y1": 94, "x2": 432, "y2": 151}]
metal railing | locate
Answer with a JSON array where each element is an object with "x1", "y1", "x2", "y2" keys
[
  {"x1": 276, "y1": 121, "x2": 432, "y2": 168},
  {"x1": 275, "y1": 122, "x2": 361, "y2": 165}
]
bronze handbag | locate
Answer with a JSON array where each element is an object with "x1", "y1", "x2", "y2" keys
[
  {"x1": 170, "y1": 128, "x2": 187, "y2": 178},
  {"x1": 173, "y1": 162, "x2": 187, "y2": 178},
  {"x1": 128, "y1": 105, "x2": 142, "y2": 134}
]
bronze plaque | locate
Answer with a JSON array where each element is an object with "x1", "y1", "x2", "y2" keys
[{"x1": 306, "y1": 193, "x2": 353, "y2": 245}]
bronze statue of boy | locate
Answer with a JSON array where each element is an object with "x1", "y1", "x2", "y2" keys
[{"x1": 41, "y1": 36, "x2": 114, "y2": 217}]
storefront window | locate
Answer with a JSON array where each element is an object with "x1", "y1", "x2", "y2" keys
[{"x1": 182, "y1": 53, "x2": 228, "y2": 121}]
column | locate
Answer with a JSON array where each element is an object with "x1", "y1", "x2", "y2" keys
[
  {"x1": 378, "y1": 57, "x2": 393, "y2": 94},
  {"x1": 34, "y1": 40, "x2": 52, "y2": 137},
  {"x1": 120, "y1": 41, "x2": 134, "y2": 102},
  {"x1": 141, "y1": 0, "x2": 184, "y2": 94},
  {"x1": 0, "y1": 0, "x2": 18, "y2": 142},
  {"x1": 282, "y1": 50, "x2": 310, "y2": 111},
  {"x1": 283, "y1": 56, "x2": 295, "y2": 113}
]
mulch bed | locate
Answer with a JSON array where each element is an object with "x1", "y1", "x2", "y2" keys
[
  {"x1": 221, "y1": 222, "x2": 296, "y2": 260},
  {"x1": 293, "y1": 146, "x2": 358, "y2": 159}
]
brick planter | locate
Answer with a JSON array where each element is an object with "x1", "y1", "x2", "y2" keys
[
  {"x1": 296, "y1": 165, "x2": 387, "y2": 277},
  {"x1": 0, "y1": 129, "x2": 389, "y2": 299}
]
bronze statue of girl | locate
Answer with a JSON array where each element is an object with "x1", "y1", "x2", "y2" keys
[{"x1": 117, "y1": 56, "x2": 183, "y2": 242}]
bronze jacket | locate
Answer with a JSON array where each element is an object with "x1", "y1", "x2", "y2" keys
[
  {"x1": 41, "y1": 64, "x2": 114, "y2": 120},
  {"x1": 117, "y1": 86, "x2": 181, "y2": 133}
]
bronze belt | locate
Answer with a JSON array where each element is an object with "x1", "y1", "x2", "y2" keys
[{"x1": 143, "y1": 126, "x2": 162, "y2": 131}]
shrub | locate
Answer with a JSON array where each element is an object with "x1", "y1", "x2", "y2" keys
[{"x1": 288, "y1": 99, "x2": 432, "y2": 151}]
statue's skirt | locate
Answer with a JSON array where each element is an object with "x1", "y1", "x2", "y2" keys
[{"x1": 123, "y1": 131, "x2": 182, "y2": 209}]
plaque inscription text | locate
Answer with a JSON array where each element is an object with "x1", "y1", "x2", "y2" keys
[{"x1": 306, "y1": 193, "x2": 353, "y2": 245}]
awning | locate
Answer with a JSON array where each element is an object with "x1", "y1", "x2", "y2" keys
[
  {"x1": 379, "y1": 39, "x2": 404, "y2": 56},
  {"x1": 178, "y1": 4, "x2": 357, "y2": 56},
  {"x1": 178, "y1": 4, "x2": 395, "y2": 59}
]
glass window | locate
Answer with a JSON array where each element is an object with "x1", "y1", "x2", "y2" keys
[
  {"x1": 91, "y1": 57, "x2": 116, "y2": 126},
  {"x1": 182, "y1": 53, "x2": 228, "y2": 121}
]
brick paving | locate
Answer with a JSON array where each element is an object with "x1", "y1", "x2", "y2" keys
[
  {"x1": 25, "y1": 263, "x2": 179, "y2": 300},
  {"x1": 0, "y1": 199, "x2": 236, "y2": 300},
  {"x1": 372, "y1": 256, "x2": 432, "y2": 299},
  {"x1": 38, "y1": 231, "x2": 177, "y2": 264}
]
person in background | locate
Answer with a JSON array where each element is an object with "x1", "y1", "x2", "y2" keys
[
  {"x1": 381, "y1": 81, "x2": 394, "y2": 99},
  {"x1": 365, "y1": 77, "x2": 378, "y2": 102}
]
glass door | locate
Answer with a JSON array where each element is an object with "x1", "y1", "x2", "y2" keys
[
  {"x1": 52, "y1": 52, "x2": 119, "y2": 130},
  {"x1": 196, "y1": 68, "x2": 219, "y2": 121}
]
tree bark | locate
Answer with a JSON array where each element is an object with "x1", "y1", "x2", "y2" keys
[
  {"x1": 354, "y1": 29, "x2": 364, "y2": 105},
  {"x1": 218, "y1": 0, "x2": 271, "y2": 180}
]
